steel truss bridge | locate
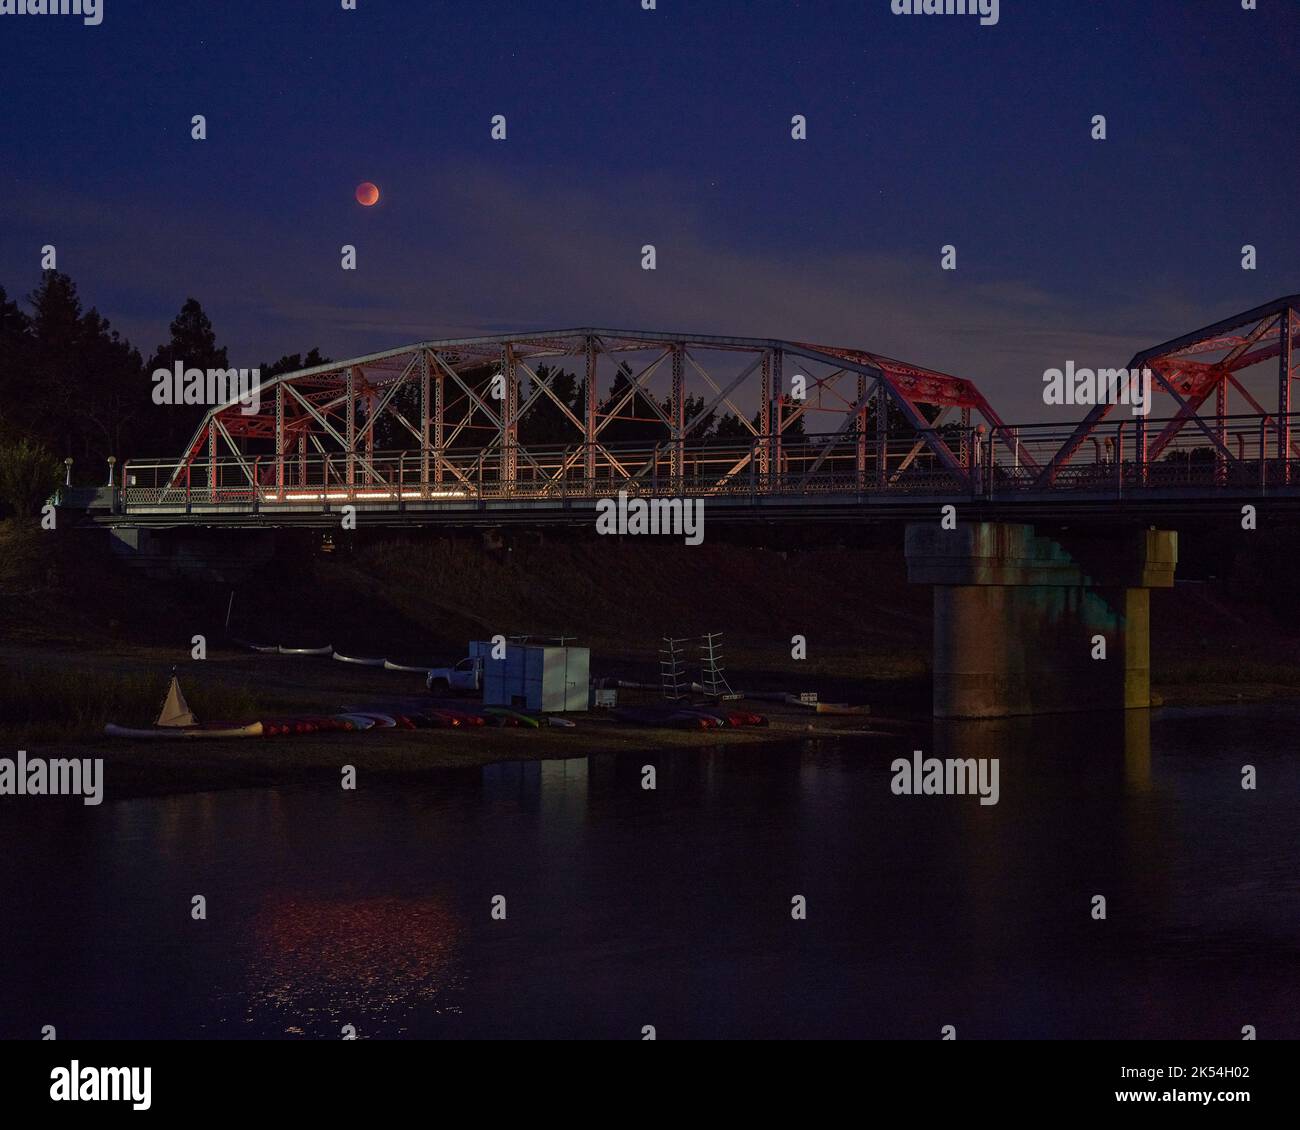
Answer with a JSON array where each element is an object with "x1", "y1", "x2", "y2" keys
[{"x1": 107, "y1": 295, "x2": 1300, "y2": 527}]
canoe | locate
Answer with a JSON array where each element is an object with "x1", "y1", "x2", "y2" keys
[
  {"x1": 230, "y1": 639, "x2": 278, "y2": 653},
  {"x1": 105, "y1": 722, "x2": 264, "y2": 739}
]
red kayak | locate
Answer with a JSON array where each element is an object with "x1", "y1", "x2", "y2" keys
[{"x1": 431, "y1": 706, "x2": 486, "y2": 727}]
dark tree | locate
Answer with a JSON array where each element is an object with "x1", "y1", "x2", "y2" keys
[
  {"x1": 518, "y1": 364, "x2": 582, "y2": 447},
  {"x1": 259, "y1": 348, "x2": 330, "y2": 380},
  {"x1": 144, "y1": 298, "x2": 230, "y2": 457}
]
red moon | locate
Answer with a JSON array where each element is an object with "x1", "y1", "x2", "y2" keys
[{"x1": 355, "y1": 182, "x2": 380, "y2": 206}]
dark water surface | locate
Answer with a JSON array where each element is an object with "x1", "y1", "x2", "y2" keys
[{"x1": 1, "y1": 704, "x2": 1297, "y2": 1040}]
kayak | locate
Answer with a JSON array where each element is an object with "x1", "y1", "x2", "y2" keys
[
  {"x1": 262, "y1": 716, "x2": 349, "y2": 736},
  {"x1": 351, "y1": 712, "x2": 397, "y2": 728},
  {"x1": 732, "y1": 712, "x2": 765, "y2": 726},
  {"x1": 547, "y1": 717, "x2": 576, "y2": 728},
  {"x1": 431, "y1": 706, "x2": 486, "y2": 727},
  {"x1": 335, "y1": 713, "x2": 377, "y2": 731},
  {"x1": 383, "y1": 660, "x2": 436, "y2": 672},
  {"x1": 398, "y1": 711, "x2": 441, "y2": 728},
  {"x1": 278, "y1": 645, "x2": 333, "y2": 656},
  {"x1": 262, "y1": 718, "x2": 308, "y2": 737},
  {"x1": 613, "y1": 707, "x2": 716, "y2": 730},
  {"x1": 105, "y1": 722, "x2": 265, "y2": 739},
  {"x1": 675, "y1": 707, "x2": 728, "y2": 727},
  {"x1": 482, "y1": 707, "x2": 541, "y2": 728},
  {"x1": 677, "y1": 705, "x2": 767, "y2": 727},
  {"x1": 479, "y1": 711, "x2": 520, "y2": 727},
  {"x1": 420, "y1": 708, "x2": 464, "y2": 727},
  {"x1": 332, "y1": 652, "x2": 386, "y2": 666}
]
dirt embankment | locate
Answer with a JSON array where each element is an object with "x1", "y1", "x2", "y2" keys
[{"x1": 0, "y1": 519, "x2": 1298, "y2": 797}]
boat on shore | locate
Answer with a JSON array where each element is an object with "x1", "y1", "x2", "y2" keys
[
  {"x1": 106, "y1": 673, "x2": 266, "y2": 739},
  {"x1": 105, "y1": 721, "x2": 265, "y2": 739}
]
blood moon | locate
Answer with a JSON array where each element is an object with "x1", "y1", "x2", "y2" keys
[{"x1": 355, "y1": 182, "x2": 380, "y2": 207}]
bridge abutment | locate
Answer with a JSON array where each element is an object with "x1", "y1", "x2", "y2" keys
[
  {"x1": 905, "y1": 522, "x2": 1177, "y2": 719},
  {"x1": 109, "y1": 526, "x2": 281, "y2": 583}
]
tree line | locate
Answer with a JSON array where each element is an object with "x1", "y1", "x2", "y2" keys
[
  {"x1": 0, "y1": 269, "x2": 809, "y2": 488},
  {"x1": 0, "y1": 270, "x2": 331, "y2": 480}
]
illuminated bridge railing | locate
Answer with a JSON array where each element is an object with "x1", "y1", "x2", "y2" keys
[{"x1": 115, "y1": 415, "x2": 1300, "y2": 513}]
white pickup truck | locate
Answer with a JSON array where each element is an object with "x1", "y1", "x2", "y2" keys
[{"x1": 426, "y1": 657, "x2": 483, "y2": 695}]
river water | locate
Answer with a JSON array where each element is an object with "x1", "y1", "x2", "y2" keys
[{"x1": 1, "y1": 703, "x2": 1296, "y2": 1040}]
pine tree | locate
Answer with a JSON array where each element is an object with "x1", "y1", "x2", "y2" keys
[
  {"x1": 0, "y1": 286, "x2": 32, "y2": 442},
  {"x1": 26, "y1": 271, "x2": 87, "y2": 456},
  {"x1": 145, "y1": 298, "x2": 230, "y2": 457}
]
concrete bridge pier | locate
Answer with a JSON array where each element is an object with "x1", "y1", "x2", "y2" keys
[{"x1": 905, "y1": 522, "x2": 1177, "y2": 719}]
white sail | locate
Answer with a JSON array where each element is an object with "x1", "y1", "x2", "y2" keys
[{"x1": 156, "y1": 676, "x2": 197, "y2": 728}]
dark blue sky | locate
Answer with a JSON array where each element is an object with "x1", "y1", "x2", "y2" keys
[{"x1": 2, "y1": 0, "x2": 1296, "y2": 419}]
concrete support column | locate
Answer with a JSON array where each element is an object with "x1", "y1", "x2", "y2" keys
[{"x1": 906, "y1": 522, "x2": 1177, "y2": 719}]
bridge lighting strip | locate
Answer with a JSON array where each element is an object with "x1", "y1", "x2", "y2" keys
[{"x1": 271, "y1": 490, "x2": 470, "y2": 501}]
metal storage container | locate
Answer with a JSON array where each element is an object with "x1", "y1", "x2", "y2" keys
[{"x1": 473, "y1": 642, "x2": 590, "y2": 712}]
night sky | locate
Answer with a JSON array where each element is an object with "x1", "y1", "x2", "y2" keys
[{"x1": 2, "y1": 0, "x2": 1296, "y2": 421}]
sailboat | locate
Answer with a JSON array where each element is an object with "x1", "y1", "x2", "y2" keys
[{"x1": 105, "y1": 673, "x2": 264, "y2": 739}]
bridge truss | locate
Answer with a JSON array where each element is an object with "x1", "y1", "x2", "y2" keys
[
  {"x1": 1039, "y1": 295, "x2": 1300, "y2": 488},
  {"x1": 116, "y1": 298, "x2": 1300, "y2": 519},
  {"x1": 129, "y1": 328, "x2": 1026, "y2": 510}
]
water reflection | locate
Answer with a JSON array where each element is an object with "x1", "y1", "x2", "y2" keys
[
  {"x1": 0, "y1": 703, "x2": 1295, "y2": 1039},
  {"x1": 238, "y1": 895, "x2": 463, "y2": 1038}
]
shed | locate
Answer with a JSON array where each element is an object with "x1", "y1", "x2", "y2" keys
[{"x1": 473, "y1": 642, "x2": 590, "y2": 713}]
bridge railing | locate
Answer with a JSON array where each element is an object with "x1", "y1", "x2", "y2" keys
[
  {"x1": 983, "y1": 412, "x2": 1300, "y2": 495},
  {"x1": 114, "y1": 414, "x2": 1300, "y2": 511}
]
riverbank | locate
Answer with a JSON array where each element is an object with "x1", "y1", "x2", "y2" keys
[
  {"x1": 43, "y1": 711, "x2": 900, "y2": 801},
  {"x1": 3, "y1": 637, "x2": 1298, "y2": 802},
  {"x1": 0, "y1": 640, "x2": 916, "y2": 800}
]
